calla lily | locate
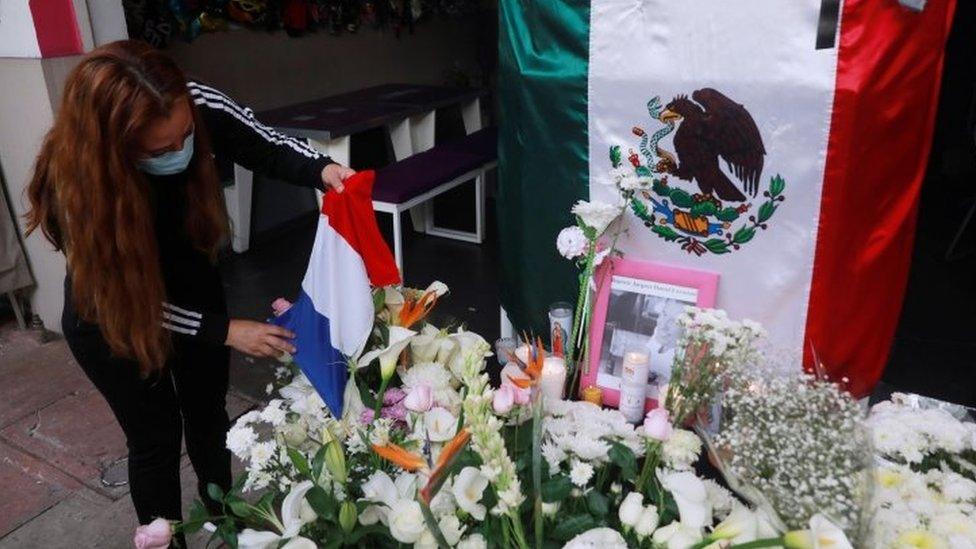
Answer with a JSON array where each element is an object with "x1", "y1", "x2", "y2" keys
[
  {"x1": 424, "y1": 407, "x2": 459, "y2": 442},
  {"x1": 281, "y1": 480, "x2": 317, "y2": 538},
  {"x1": 358, "y1": 326, "x2": 417, "y2": 380},
  {"x1": 447, "y1": 330, "x2": 492, "y2": 379},
  {"x1": 452, "y1": 466, "x2": 489, "y2": 520},
  {"x1": 658, "y1": 470, "x2": 711, "y2": 528},
  {"x1": 425, "y1": 280, "x2": 450, "y2": 297},
  {"x1": 238, "y1": 529, "x2": 282, "y2": 549}
]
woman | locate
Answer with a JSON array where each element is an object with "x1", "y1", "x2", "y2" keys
[{"x1": 25, "y1": 40, "x2": 353, "y2": 526}]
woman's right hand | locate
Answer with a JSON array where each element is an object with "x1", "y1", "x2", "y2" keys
[{"x1": 225, "y1": 319, "x2": 296, "y2": 358}]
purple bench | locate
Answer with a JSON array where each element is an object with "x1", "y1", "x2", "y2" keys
[{"x1": 372, "y1": 127, "x2": 498, "y2": 274}]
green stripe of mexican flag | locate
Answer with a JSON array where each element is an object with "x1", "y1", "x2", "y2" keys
[{"x1": 497, "y1": 0, "x2": 590, "y2": 334}]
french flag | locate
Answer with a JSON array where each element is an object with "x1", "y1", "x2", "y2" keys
[{"x1": 273, "y1": 170, "x2": 400, "y2": 416}]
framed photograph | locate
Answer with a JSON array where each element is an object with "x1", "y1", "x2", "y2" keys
[{"x1": 580, "y1": 257, "x2": 719, "y2": 411}]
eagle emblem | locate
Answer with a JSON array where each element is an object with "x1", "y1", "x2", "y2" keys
[{"x1": 609, "y1": 89, "x2": 786, "y2": 256}]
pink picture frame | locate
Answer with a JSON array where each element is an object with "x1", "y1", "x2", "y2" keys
[{"x1": 579, "y1": 257, "x2": 719, "y2": 412}]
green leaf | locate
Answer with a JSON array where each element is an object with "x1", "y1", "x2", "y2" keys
[
  {"x1": 550, "y1": 514, "x2": 598, "y2": 541},
  {"x1": 769, "y1": 175, "x2": 786, "y2": 197},
  {"x1": 652, "y1": 179, "x2": 671, "y2": 197},
  {"x1": 704, "y1": 239, "x2": 730, "y2": 254},
  {"x1": 346, "y1": 524, "x2": 394, "y2": 543},
  {"x1": 227, "y1": 499, "x2": 250, "y2": 519},
  {"x1": 540, "y1": 476, "x2": 573, "y2": 502},
  {"x1": 608, "y1": 441, "x2": 638, "y2": 479},
  {"x1": 732, "y1": 226, "x2": 756, "y2": 245},
  {"x1": 670, "y1": 189, "x2": 694, "y2": 208},
  {"x1": 306, "y1": 485, "x2": 336, "y2": 520},
  {"x1": 652, "y1": 225, "x2": 680, "y2": 242},
  {"x1": 716, "y1": 207, "x2": 740, "y2": 222},
  {"x1": 585, "y1": 491, "x2": 609, "y2": 517},
  {"x1": 311, "y1": 444, "x2": 327, "y2": 482},
  {"x1": 206, "y1": 483, "x2": 224, "y2": 503},
  {"x1": 217, "y1": 519, "x2": 238, "y2": 549},
  {"x1": 609, "y1": 145, "x2": 622, "y2": 168},
  {"x1": 287, "y1": 448, "x2": 312, "y2": 480},
  {"x1": 757, "y1": 201, "x2": 777, "y2": 224},
  {"x1": 689, "y1": 201, "x2": 717, "y2": 218},
  {"x1": 635, "y1": 165, "x2": 652, "y2": 177}
]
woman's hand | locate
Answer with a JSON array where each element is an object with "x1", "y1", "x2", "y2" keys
[
  {"x1": 225, "y1": 319, "x2": 296, "y2": 358},
  {"x1": 321, "y1": 163, "x2": 355, "y2": 193}
]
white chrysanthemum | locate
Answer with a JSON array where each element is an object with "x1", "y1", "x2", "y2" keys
[
  {"x1": 571, "y1": 199, "x2": 622, "y2": 235},
  {"x1": 248, "y1": 440, "x2": 276, "y2": 470},
  {"x1": 259, "y1": 399, "x2": 288, "y2": 426},
  {"x1": 703, "y1": 478, "x2": 735, "y2": 520},
  {"x1": 226, "y1": 425, "x2": 258, "y2": 459},
  {"x1": 569, "y1": 460, "x2": 595, "y2": 487},
  {"x1": 563, "y1": 527, "x2": 628, "y2": 549},
  {"x1": 541, "y1": 442, "x2": 566, "y2": 472},
  {"x1": 557, "y1": 226, "x2": 588, "y2": 259},
  {"x1": 401, "y1": 362, "x2": 457, "y2": 406},
  {"x1": 662, "y1": 429, "x2": 702, "y2": 470}
]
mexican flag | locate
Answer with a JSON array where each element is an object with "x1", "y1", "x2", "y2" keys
[{"x1": 497, "y1": 0, "x2": 955, "y2": 396}]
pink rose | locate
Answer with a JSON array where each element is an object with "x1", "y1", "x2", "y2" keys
[
  {"x1": 133, "y1": 518, "x2": 172, "y2": 549},
  {"x1": 511, "y1": 384, "x2": 531, "y2": 405},
  {"x1": 271, "y1": 298, "x2": 293, "y2": 317},
  {"x1": 493, "y1": 384, "x2": 516, "y2": 414},
  {"x1": 642, "y1": 408, "x2": 673, "y2": 441},
  {"x1": 403, "y1": 385, "x2": 434, "y2": 412}
]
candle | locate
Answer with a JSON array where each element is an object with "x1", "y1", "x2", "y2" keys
[
  {"x1": 548, "y1": 302, "x2": 573, "y2": 355},
  {"x1": 582, "y1": 385, "x2": 603, "y2": 406},
  {"x1": 539, "y1": 356, "x2": 567, "y2": 401},
  {"x1": 494, "y1": 337, "x2": 517, "y2": 366},
  {"x1": 618, "y1": 352, "x2": 650, "y2": 423}
]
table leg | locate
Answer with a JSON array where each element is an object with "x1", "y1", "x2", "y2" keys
[
  {"x1": 387, "y1": 118, "x2": 413, "y2": 162},
  {"x1": 462, "y1": 97, "x2": 483, "y2": 134},
  {"x1": 406, "y1": 110, "x2": 437, "y2": 231},
  {"x1": 225, "y1": 164, "x2": 253, "y2": 253}
]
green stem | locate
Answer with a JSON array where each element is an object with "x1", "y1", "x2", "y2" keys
[
  {"x1": 418, "y1": 497, "x2": 451, "y2": 549},
  {"x1": 508, "y1": 511, "x2": 530, "y2": 549},
  {"x1": 727, "y1": 538, "x2": 788, "y2": 549},
  {"x1": 531, "y1": 393, "x2": 544, "y2": 549},
  {"x1": 636, "y1": 440, "x2": 660, "y2": 494},
  {"x1": 567, "y1": 247, "x2": 596, "y2": 395},
  {"x1": 373, "y1": 376, "x2": 391, "y2": 420}
]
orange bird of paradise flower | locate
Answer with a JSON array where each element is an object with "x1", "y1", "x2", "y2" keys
[
  {"x1": 372, "y1": 429, "x2": 471, "y2": 504},
  {"x1": 397, "y1": 290, "x2": 439, "y2": 328},
  {"x1": 507, "y1": 336, "x2": 546, "y2": 390}
]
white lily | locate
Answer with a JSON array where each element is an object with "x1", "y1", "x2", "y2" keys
[
  {"x1": 424, "y1": 407, "x2": 459, "y2": 442},
  {"x1": 658, "y1": 470, "x2": 712, "y2": 528},
  {"x1": 280, "y1": 480, "x2": 317, "y2": 538},
  {"x1": 709, "y1": 504, "x2": 759, "y2": 543},
  {"x1": 238, "y1": 529, "x2": 282, "y2": 549},
  {"x1": 361, "y1": 471, "x2": 399, "y2": 508},
  {"x1": 783, "y1": 514, "x2": 853, "y2": 549},
  {"x1": 341, "y1": 372, "x2": 365, "y2": 422},
  {"x1": 388, "y1": 499, "x2": 426, "y2": 544},
  {"x1": 452, "y1": 466, "x2": 489, "y2": 520},
  {"x1": 358, "y1": 326, "x2": 417, "y2": 379}
]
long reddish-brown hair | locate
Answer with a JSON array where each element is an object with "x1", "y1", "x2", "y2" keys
[{"x1": 26, "y1": 40, "x2": 228, "y2": 374}]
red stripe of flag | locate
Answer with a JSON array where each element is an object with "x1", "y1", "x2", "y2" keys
[
  {"x1": 804, "y1": 0, "x2": 956, "y2": 397},
  {"x1": 29, "y1": 0, "x2": 83, "y2": 58}
]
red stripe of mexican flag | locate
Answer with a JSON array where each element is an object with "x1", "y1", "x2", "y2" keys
[{"x1": 805, "y1": 0, "x2": 956, "y2": 396}]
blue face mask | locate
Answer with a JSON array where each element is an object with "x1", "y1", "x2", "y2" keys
[{"x1": 138, "y1": 132, "x2": 195, "y2": 176}]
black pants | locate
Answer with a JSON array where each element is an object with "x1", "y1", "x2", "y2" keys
[{"x1": 64, "y1": 328, "x2": 232, "y2": 524}]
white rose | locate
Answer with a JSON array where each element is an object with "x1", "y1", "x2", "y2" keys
[
  {"x1": 556, "y1": 226, "x2": 588, "y2": 259},
  {"x1": 453, "y1": 466, "x2": 489, "y2": 520},
  {"x1": 387, "y1": 499, "x2": 426, "y2": 544},
  {"x1": 237, "y1": 529, "x2": 281, "y2": 549},
  {"x1": 618, "y1": 492, "x2": 644, "y2": 528},
  {"x1": 634, "y1": 505, "x2": 660, "y2": 539}
]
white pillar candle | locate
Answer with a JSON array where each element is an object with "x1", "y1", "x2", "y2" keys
[
  {"x1": 618, "y1": 352, "x2": 650, "y2": 423},
  {"x1": 539, "y1": 356, "x2": 568, "y2": 401}
]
